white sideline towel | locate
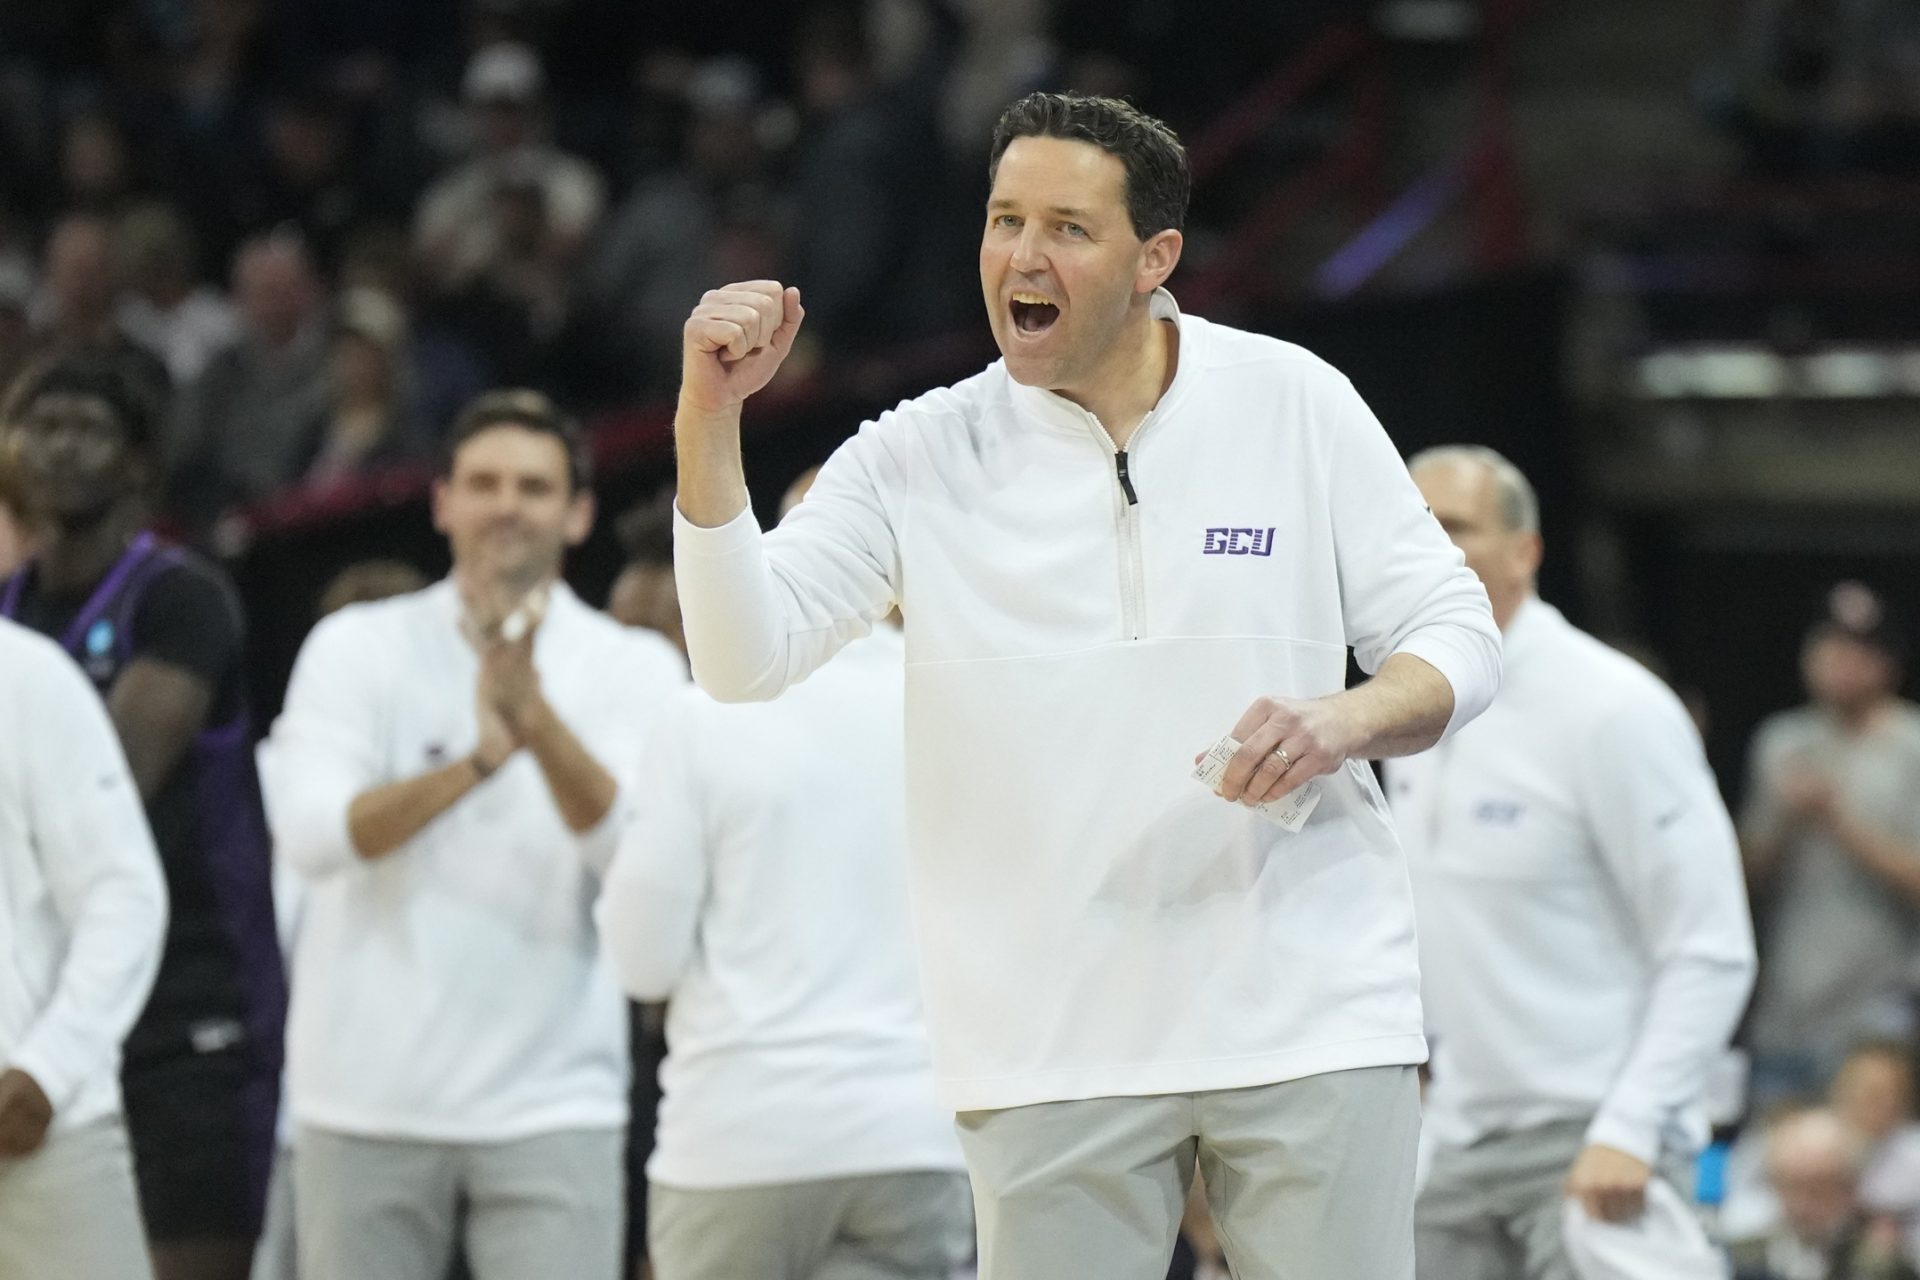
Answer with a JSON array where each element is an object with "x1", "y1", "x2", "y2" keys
[{"x1": 1562, "y1": 1179, "x2": 1728, "y2": 1280}]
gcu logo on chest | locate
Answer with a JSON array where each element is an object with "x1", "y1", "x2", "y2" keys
[
  {"x1": 1202, "y1": 527, "x2": 1277, "y2": 557},
  {"x1": 1473, "y1": 799, "x2": 1525, "y2": 826}
]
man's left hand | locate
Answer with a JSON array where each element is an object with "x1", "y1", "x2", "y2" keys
[
  {"x1": 1210, "y1": 695, "x2": 1361, "y2": 807},
  {"x1": 477, "y1": 596, "x2": 548, "y2": 733},
  {"x1": 1565, "y1": 1143, "x2": 1652, "y2": 1223},
  {"x1": 0, "y1": 1068, "x2": 54, "y2": 1157}
]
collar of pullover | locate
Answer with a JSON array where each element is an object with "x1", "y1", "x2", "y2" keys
[{"x1": 1003, "y1": 287, "x2": 1200, "y2": 441}]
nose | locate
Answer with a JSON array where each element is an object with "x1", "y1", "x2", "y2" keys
[
  {"x1": 1010, "y1": 224, "x2": 1047, "y2": 276},
  {"x1": 40, "y1": 418, "x2": 90, "y2": 462},
  {"x1": 486, "y1": 492, "x2": 528, "y2": 523}
]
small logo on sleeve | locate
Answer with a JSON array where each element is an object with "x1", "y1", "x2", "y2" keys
[
  {"x1": 82, "y1": 618, "x2": 118, "y2": 681},
  {"x1": 1202, "y1": 527, "x2": 1277, "y2": 557}
]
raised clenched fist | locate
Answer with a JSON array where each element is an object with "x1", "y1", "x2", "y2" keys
[{"x1": 680, "y1": 280, "x2": 805, "y2": 414}]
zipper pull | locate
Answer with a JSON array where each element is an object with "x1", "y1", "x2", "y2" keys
[{"x1": 1115, "y1": 450, "x2": 1139, "y2": 505}]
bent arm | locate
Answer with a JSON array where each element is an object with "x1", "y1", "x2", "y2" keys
[
  {"x1": 1826, "y1": 813, "x2": 1920, "y2": 909},
  {"x1": 675, "y1": 401, "x2": 752, "y2": 531},
  {"x1": 268, "y1": 612, "x2": 412, "y2": 877},
  {"x1": 11, "y1": 660, "x2": 168, "y2": 1114},
  {"x1": 595, "y1": 695, "x2": 707, "y2": 1000},
  {"x1": 518, "y1": 697, "x2": 618, "y2": 841},
  {"x1": 1325, "y1": 378, "x2": 1501, "y2": 742},
  {"x1": 107, "y1": 660, "x2": 214, "y2": 801},
  {"x1": 1323, "y1": 652, "x2": 1457, "y2": 760},
  {"x1": 1585, "y1": 695, "x2": 1758, "y2": 1163},
  {"x1": 675, "y1": 419, "x2": 902, "y2": 702},
  {"x1": 345, "y1": 762, "x2": 488, "y2": 861},
  {"x1": 1737, "y1": 727, "x2": 1796, "y2": 890}
]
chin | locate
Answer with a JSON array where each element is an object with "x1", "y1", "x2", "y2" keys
[
  {"x1": 999, "y1": 349, "x2": 1065, "y2": 389},
  {"x1": 45, "y1": 493, "x2": 117, "y2": 525}
]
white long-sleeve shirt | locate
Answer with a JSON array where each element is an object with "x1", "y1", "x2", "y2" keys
[
  {"x1": 0, "y1": 618, "x2": 167, "y2": 1134},
  {"x1": 673, "y1": 289, "x2": 1501, "y2": 1112},
  {"x1": 1387, "y1": 597, "x2": 1757, "y2": 1163},
  {"x1": 263, "y1": 581, "x2": 685, "y2": 1142},
  {"x1": 597, "y1": 627, "x2": 964, "y2": 1188}
]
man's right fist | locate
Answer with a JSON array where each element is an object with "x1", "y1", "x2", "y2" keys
[{"x1": 681, "y1": 281, "x2": 805, "y2": 413}]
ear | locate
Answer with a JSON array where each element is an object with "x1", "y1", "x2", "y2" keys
[
  {"x1": 1136, "y1": 228, "x2": 1184, "y2": 295},
  {"x1": 125, "y1": 447, "x2": 155, "y2": 497},
  {"x1": 1514, "y1": 530, "x2": 1544, "y2": 580},
  {"x1": 429, "y1": 477, "x2": 451, "y2": 536},
  {"x1": 563, "y1": 490, "x2": 595, "y2": 548}
]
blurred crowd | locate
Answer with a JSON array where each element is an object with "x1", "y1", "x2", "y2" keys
[
  {"x1": 1707, "y1": 0, "x2": 1920, "y2": 174},
  {"x1": 0, "y1": 0, "x2": 1319, "y2": 543},
  {"x1": 1712, "y1": 590, "x2": 1920, "y2": 1280},
  {"x1": 0, "y1": 0, "x2": 965, "y2": 538}
]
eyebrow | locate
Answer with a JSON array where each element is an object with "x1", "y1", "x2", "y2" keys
[{"x1": 987, "y1": 199, "x2": 1097, "y2": 219}]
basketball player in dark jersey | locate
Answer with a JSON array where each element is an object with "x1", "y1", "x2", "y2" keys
[{"x1": 1, "y1": 355, "x2": 285, "y2": 1280}]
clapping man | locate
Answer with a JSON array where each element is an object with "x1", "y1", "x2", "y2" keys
[{"x1": 265, "y1": 390, "x2": 684, "y2": 1280}]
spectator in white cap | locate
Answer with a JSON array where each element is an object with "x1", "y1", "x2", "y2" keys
[
  {"x1": 414, "y1": 41, "x2": 606, "y2": 296},
  {"x1": 1743, "y1": 581, "x2": 1920, "y2": 1105}
]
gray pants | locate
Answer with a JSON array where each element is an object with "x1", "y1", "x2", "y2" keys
[
  {"x1": 957, "y1": 1064, "x2": 1421, "y2": 1280},
  {"x1": 0, "y1": 1118, "x2": 154, "y2": 1280},
  {"x1": 650, "y1": 1170, "x2": 973, "y2": 1280},
  {"x1": 1416, "y1": 1118, "x2": 1694, "y2": 1280},
  {"x1": 293, "y1": 1126, "x2": 623, "y2": 1280},
  {"x1": 249, "y1": 1145, "x2": 296, "y2": 1280}
]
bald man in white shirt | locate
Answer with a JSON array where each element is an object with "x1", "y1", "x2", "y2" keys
[
  {"x1": 0, "y1": 617, "x2": 168, "y2": 1279},
  {"x1": 1389, "y1": 446, "x2": 1757, "y2": 1280}
]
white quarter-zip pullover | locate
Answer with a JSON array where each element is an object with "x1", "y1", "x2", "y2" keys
[
  {"x1": 264, "y1": 581, "x2": 686, "y2": 1142},
  {"x1": 674, "y1": 290, "x2": 1501, "y2": 1112},
  {"x1": 0, "y1": 618, "x2": 166, "y2": 1134},
  {"x1": 597, "y1": 627, "x2": 964, "y2": 1188},
  {"x1": 1388, "y1": 597, "x2": 1756, "y2": 1163}
]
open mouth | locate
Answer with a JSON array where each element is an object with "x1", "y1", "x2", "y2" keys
[{"x1": 1010, "y1": 291, "x2": 1060, "y2": 335}]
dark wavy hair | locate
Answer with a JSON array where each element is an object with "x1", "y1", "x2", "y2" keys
[
  {"x1": 442, "y1": 388, "x2": 592, "y2": 494},
  {"x1": 988, "y1": 92, "x2": 1191, "y2": 240}
]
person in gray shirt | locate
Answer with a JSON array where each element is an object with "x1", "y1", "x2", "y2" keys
[
  {"x1": 1743, "y1": 583, "x2": 1920, "y2": 1105},
  {"x1": 168, "y1": 232, "x2": 330, "y2": 527}
]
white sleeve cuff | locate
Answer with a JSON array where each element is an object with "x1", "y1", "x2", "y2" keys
[
  {"x1": 1394, "y1": 627, "x2": 1501, "y2": 741},
  {"x1": 8, "y1": 1035, "x2": 85, "y2": 1118},
  {"x1": 1585, "y1": 1108, "x2": 1665, "y2": 1166},
  {"x1": 672, "y1": 500, "x2": 762, "y2": 552}
]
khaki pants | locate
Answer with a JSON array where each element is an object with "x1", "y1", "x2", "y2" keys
[
  {"x1": 650, "y1": 1170, "x2": 973, "y2": 1280},
  {"x1": 248, "y1": 1144, "x2": 296, "y2": 1280},
  {"x1": 293, "y1": 1126, "x2": 623, "y2": 1280},
  {"x1": 1416, "y1": 1118, "x2": 1698, "y2": 1280},
  {"x1": 957, "y1": 1064, "x2": 1421, "y2": 1280},
  {"x1": 0, "y1": 1118, "x2": 154, "y2": 1280}
]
